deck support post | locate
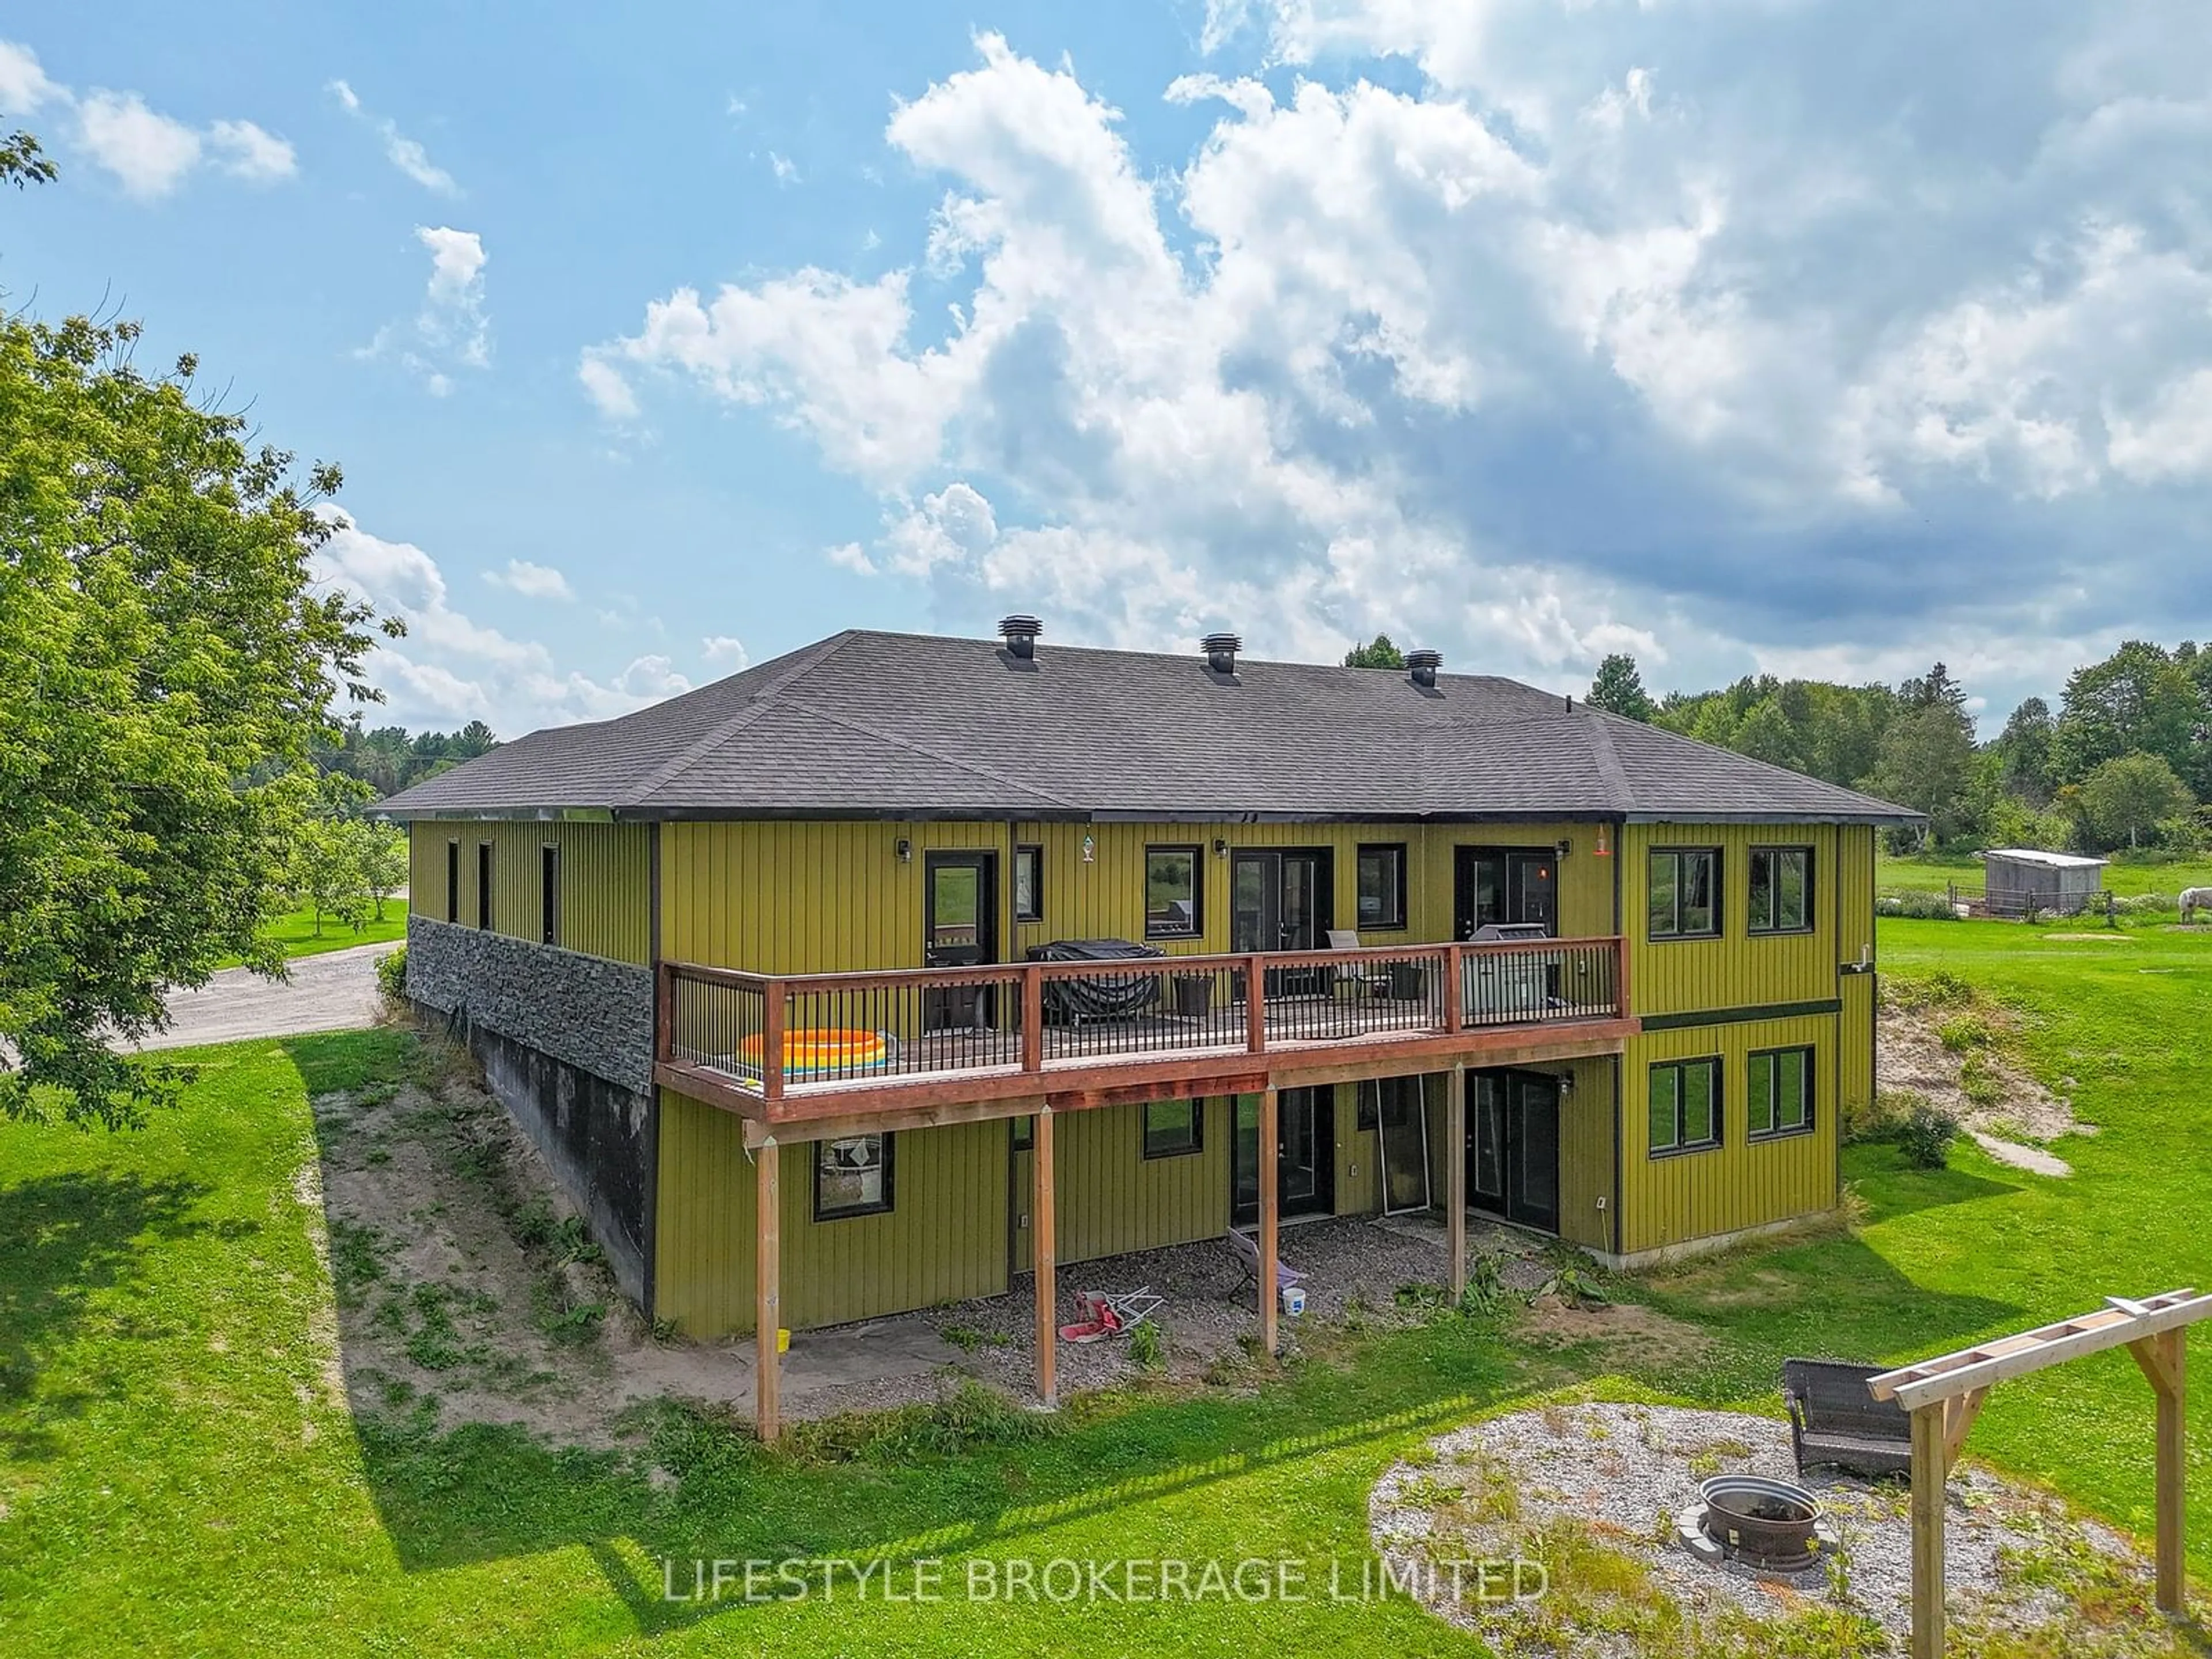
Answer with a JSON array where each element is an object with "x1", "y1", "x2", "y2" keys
[
  {"x1": 754, "y1": 1138, "x2": 781, "y2": 1444},
  {"x1": 1259, "y1": 1086, "x2": 1279, "y2": 1355},
  {"x1": 1446, "y1": 1065, "x2": 1467, "y2": 1300},
  {"x1": 1034, "y1": 1105, "x2": 1057, "y2": 1410},
  {"x1": 2130, "y1": 1330, "x2": 2186, "y2": 1613},
  {"x1": 1910, "y1": 1401, "x2": 1946, "y2": 1659}
]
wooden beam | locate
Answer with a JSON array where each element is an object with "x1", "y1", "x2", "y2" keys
[
  {"x1": 1034, "y1": 1105, "x2": 1056, "y2": 1410},
  {"x1": 744, "y1": 1093, "x2": 1047, "y2": 1148},
  {"x1": 1245, "y1": 957, "x2": 1268, "y2": 1054},
  {"x1": 1942, "y1": 1387, "x2": 1987, "y2": 1465},
  {"x1": 1871, "y1": 1289, "x2": 2211, "y2": 1410},
  {"x1": 761, "y1": 978, "x2": 786, "y2": 1103},
  {"x1": 653, "y1": 1060, "x2": 770, "y2": 1120},
  {"x1": 1910, "y1": 1401, "x2": 1946, "y2": 1659},
  {"x1": 1021, "y1": 964, "x2": 1043, "y2": 1075},
  {"x1": 2128, "y1": 1330, "x2": 2184, "y2": 1399},
  {"x1": 2149, "y1": 1330, "x2": 2186, "y2": 1614},
  {"x1": 1259, "y1": 1085, "x2": 1279, "y2": 1355},
  {"x1": 1446, "y1": 1065, "x2": 1468, "y2": 1300},
  {"x1": 755, "y1": 1139, "x2": 781, "y2": 1444},
  {"x1": 1046, "y1": 1073, "x2": 1266, "y2": 1112}
]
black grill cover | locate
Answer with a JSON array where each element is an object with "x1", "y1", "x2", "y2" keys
[{"x1": 1027, "y1": 937, "x2": 1166, "y2": 1021}]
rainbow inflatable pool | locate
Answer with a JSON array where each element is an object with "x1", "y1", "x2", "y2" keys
[{"x1": 736, "y1": 1028, "x2": 897, "y2": 1077}]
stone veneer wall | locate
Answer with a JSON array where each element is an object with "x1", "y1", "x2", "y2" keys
[{"x1": 406, "y1": 915, "x2": 658, "y2": 1309}]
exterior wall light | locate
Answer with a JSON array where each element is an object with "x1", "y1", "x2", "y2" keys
[
  {"x1": 1556, "y1": 838, "x2": 1573, "y2": 860},
  {"x1": 1214, "y1": 838, "x2": 1229, "y2": 857},
  {"x1": 895, "y1": 837, "x2": 912, "y2": 863}
]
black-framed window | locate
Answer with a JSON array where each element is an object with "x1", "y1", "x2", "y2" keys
[
  {"x1": 1649, "y1": 848, "x2": 1720, "y2": 940},
  {"x1": 1013, "y1": 844, "x2": 1044, "y2": 923},
  {"x1": 1355, "y1": 843, "x2": 1408, "y2": 931},
  {"x1": 1145, "y1": 845, "x2": 1203, "y2": 939},
  {"x1": 475, "y1": 842, "x2": 493, "y2": 930},
  {"x1": 445, "y1": 840, "x2": 460, "y2": 923},
  {"x1": 1142, "y1": 1099, "x2": 1203, "y2": 1158},
  {"x1": 1748, "y1": 1047, "x2": 1813, "y2": 1139},
  {"x1": 540, "y1": 845, "x2": 561, "y2": 946},
  {"x1": 1748, "y1": 846, "x2": 1813, "y2": 934},
  {"x1": 1010, "y1": 1115, "x2": 1034, "y2": 1152},
  {"x1": 1649, "y1": 1058, "x2": 1721, "y2": 1155},
  {"x1": 815, "y1": 1134, "x2": 894, "y2": 1219}
]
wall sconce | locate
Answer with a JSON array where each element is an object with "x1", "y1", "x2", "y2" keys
[
  {"x1": 1559, "y1": 1072, "x2": 1575, "y2": 1100},
  {"x1": 1555, "y1": 838, "x2": 1573, "y2": 861},
  {"x1": 895, "y1": 837, "x2": 912, "y2": 863},
  {"x1": 1081, "y1": 834, "x2": 1096, "y2": 864},
  {"x1": 1213, "y1": 837, "x2": 1229, "y2": 858},
  {"x1": 1594, "y1": 824, "x2": 1612, "y2": 858}
]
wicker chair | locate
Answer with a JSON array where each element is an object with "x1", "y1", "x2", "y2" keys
[{"x1": 1781, "y1": 1358, "x2": 1914, "y2": 1479}]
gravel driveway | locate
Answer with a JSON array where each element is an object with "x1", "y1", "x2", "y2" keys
[{"x1": 134, "y1": 940, "x2": 393, "y2": 1050}]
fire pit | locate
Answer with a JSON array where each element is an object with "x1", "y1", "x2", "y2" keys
[{"x1": 1673, "y1": 1474, "x2": 1840, "y2": 1577}]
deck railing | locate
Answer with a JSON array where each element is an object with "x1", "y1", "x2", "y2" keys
[{"x1": 658, "y1": 935, "x2": 1627, "y2": 1105}]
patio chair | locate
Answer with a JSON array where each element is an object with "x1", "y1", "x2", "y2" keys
[
  {"x1": 1058, "y1": 1287, "x2": 1164, "y2": 1344},
  {"x1": 1781, "y1": 1357, "x2": 1914, "y2": 1479},
  {"x1": 1325, "y1": 929, "x2": 1394, "y2": 1001},
  {"x1": 1225, "y1": 1226, "x2": 1306, "y2": 1298}
]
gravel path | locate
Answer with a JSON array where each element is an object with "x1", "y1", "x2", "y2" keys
[
  {"x1": 1370, "y1": 1402, "x2": 2153, "y2": 1654},
  {"x1": 134, "y1": 940, "x2": 392, "y2": 1049}
]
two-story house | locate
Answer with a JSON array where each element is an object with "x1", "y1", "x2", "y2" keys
[{"x1": 381, "y1": 620, "x2": 1914, "y2": 1435}]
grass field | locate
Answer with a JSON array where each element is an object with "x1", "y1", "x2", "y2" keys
[
  {"x1": 1, "y1": 921, "x2": 2206, "y2": 1654},
  {"x1": 212, "y1": 899, "x2": 409, "y2": 966},
  {"x1": 1878, "y1": 849, "x2": 2212, "y2": 899}
]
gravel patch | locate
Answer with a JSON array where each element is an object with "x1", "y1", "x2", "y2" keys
[
  {"x1": 1370, "y1": 1402, "x2": 2155, "y2": 1656},
  {"x1": 1967, "y1": 1129, "x2": 2073, "y2": 1177},
  {"x1": 924, "y1": 1213, "x2": 1503, "y2": 1395}
]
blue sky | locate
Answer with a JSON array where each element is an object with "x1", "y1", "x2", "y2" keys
[{"x1": 7, "y1": 3, "x2": 2211, "y2": 737}]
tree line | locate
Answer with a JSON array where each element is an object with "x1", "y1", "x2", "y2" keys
[
  {"x1": 1584, "y1": 643, "x2": 2212, "y2": 855},
  {"x1": 315, "y1": 715, "x2": 499, "y2": 798}
]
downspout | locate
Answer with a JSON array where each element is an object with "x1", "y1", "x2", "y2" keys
[
  {"x1": 642, "y1": 821, "x2": 663, "y2": 1323},
  {"x1": 1609, "y1": 817, "x2": 1624, "y2": 1257}
]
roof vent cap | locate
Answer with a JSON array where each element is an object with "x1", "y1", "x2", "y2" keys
[
  {"x1": 1202, "y1": 631, "x2": 1243, "y2": 675},
  {"x1": 1407, "y1": 649, "x2": 1443, "y2": 690},
  {"x1": 997, "y1": 614, "x2": 1043, "y2": 661}
]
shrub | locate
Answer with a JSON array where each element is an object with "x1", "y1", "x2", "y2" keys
[
  {"x1": 1936, "y1": 1013, "x2": 1993, "y2": 1051},
  {"x1": 1845, "y1": 1088, "x2": 1921, "y2": 1144},
  {"x1": 1897, "y1": 1102, "x2": 1959, "y2": 1169},
  {"x1": 374, "y1": 945, "x2": 408, "y2": 1008},
  {"x1": 1881, "y1": 968, "x2": 1974, "y2": 1012},
  {"x1": 1128, "y1": 1320, "x2": 1165, "y2": 1370},
  {"x1": 1877, "y1": 889, "x2": 1961, "y2": 921}
]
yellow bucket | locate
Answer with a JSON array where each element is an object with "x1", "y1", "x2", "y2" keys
[{"x1": 778, "y1": 1327, "x2": 791, "y2": 1354}]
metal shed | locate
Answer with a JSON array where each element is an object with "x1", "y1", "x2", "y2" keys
[{"x1": 1978, "y1": 848, "x2": 2108, "y2": 917}]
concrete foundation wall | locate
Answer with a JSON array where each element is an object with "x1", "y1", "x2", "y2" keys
[{"x1": 406, "y1": 915, "x2": 658, "y2": 1311}]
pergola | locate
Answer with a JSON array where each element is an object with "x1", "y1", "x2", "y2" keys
[{"x1": 1869, "y1": 1286, "x2": 2211, "y2": 1659}]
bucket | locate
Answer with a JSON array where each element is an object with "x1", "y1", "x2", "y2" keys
[
  {"x1": 777, "y1": 1327, "x2": 791, "y2": 1354},
  {"x1": 1281, "y1": 1286, "x2": 1306, "y2": 1319}
]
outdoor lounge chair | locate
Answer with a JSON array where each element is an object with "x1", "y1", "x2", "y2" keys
[
  {"x1": 1226, "y1": 1226, "x2": 1305, "y2": 1297},
  {"x1": 1058, "y1": 1287, "x2": 1164, "y2": 1344},
  {"x1": 1781, "y1": 1357, "x2": 1915, "y2": 1479}
]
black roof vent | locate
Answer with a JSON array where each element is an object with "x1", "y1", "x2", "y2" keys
[
  {"x1": 1407, "y1": 649, "x2": 1443, "y2": 690},
  {"x1": 1202, "y1": 632, "x2": 1242, "y2": 676},
  {"x1": 997, "y1": 615, "x2": 1043, "y2": 661}
]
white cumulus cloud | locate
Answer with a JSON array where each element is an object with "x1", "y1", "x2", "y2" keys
[
  {"x1": 483, "y1": 559, "x2": 574, "y2": 600},
  {"x1": 327, "y1": 77, "x2": 459, "y2": 195}
]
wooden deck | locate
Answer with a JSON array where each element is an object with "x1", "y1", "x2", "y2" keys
[{"x1": 656, "y1": 935, "x2": 1634, "y2": 1127}]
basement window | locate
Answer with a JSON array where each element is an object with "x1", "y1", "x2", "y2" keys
[
  {"x1": 476, "y1": 843, "x2": 493, "y2": 930},
  {"x1": 1142, "y1": 1100, "x2": 1203, "y2": 1159},
  {"x1": 816, "y1": 1134, "x2": 894, "y2": 1220},
  {"x1": 1649, "y1": 1058, "x2": 1721, "y2": 1156},
  {"x1": 445, "y1": 840, "x2": 460, "y2": 923},
  {"x1": 1748, "y1": 1047, "x2": 1813, "y2": 1139}
]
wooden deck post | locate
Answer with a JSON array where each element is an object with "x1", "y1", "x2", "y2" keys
[
  {"x1": 762, "y1": 978, "x2": 786, "y2": 1103},
  {"x1": 1021, "y1": 964, "x2": 1044, "y2": 1075},
  {"x1": 1910, "y1": 1401, "x2": 1946, "y2": 1659},
  {"x1": 1446, "y1": 1064, "x2": 1467, "y2": 1300},
  {"x1": 755, "y1": 1138, "x2": 782, "y2": 1444},
  {"x1": 1034, "y1": 1104, "x2": 1057, "y2": 1410},
  {"x1": 1245, "y1": 956, "x2": 1268, "y2": 1053},
  {"x1": 1259, "y1": 1085, "x2": 1279, "y2": 1354},
  {"x1": 1441, "y1": 945, "x2": 1464, "y2": 1033},
  {"x1": 2131, "y1": 1329, "x2": 2186, "y2": 1613}
]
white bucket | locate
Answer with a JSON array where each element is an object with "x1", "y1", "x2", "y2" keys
[{"x1": 1281, "y1": 1285, "x2": 1307, "y2": 1318}]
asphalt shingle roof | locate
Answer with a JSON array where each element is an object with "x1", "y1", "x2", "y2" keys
[{"x1": 378, "y1": 629, "x2": 1920, "y2": 824}]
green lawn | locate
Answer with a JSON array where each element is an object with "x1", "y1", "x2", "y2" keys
[
  {"x1": 1, "y1": 920, "x2": 2206, "y2": 1654},
  {"x1": 1879, "y1": 849, "x2": 2212, "y2": 899},
  {"x1": 213, "y1": 898, "x2": 408, "y2": 966}
]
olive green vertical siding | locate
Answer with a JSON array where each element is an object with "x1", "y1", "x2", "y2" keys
[
  {"x1": 1554, "y1": 1055, "x2": 1618, "y2": 1251},
  {"x1": 1057, "y1": 1100, "x2": 1230, "y2": 1265},
  {"x1": 1334, "y1": 1082, "x2": 1380, "y2": 1217},
  {"x1": 1618, "y1": 1014, "x2": 1840, "y2": 1256},
  {"x1": 653, "y1": 1091, "x2": 1009, "y2": 1337},
  {"x1": 661, "y1": 819, "x2": 1615, "y2": 973},
  {"x1": 406, "y1": 820, "x2": 650, "y2": 963},
  {"x1": 1620, "y1": 821, "x2": 1838, "y2": 1018},
  {"x1": 1838, "y1": 825, "x2": 1877, "y2": 1132}
]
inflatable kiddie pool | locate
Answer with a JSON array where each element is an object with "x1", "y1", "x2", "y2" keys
[{"x1": 735, "y1": 1028, "x2": 898, "y2": 1077}]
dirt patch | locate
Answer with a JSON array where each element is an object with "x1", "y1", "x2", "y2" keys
[
  {"x1": 1967, "y1": 1131, "x2": 2073, "y2": 1177},
  {"x1": 309, "y1": 1071, "x2": 769, "y2": 1448},
  {"x1": 1511, "y1": 1294, "x2": 1710, "y2": 1363},
  {"x1": 2040, "y1": 933, "x2": 2131, "y2": 942},
  {"x1": 1878, "y1": 1001, "x2": 2080, "y2": 1145}
]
